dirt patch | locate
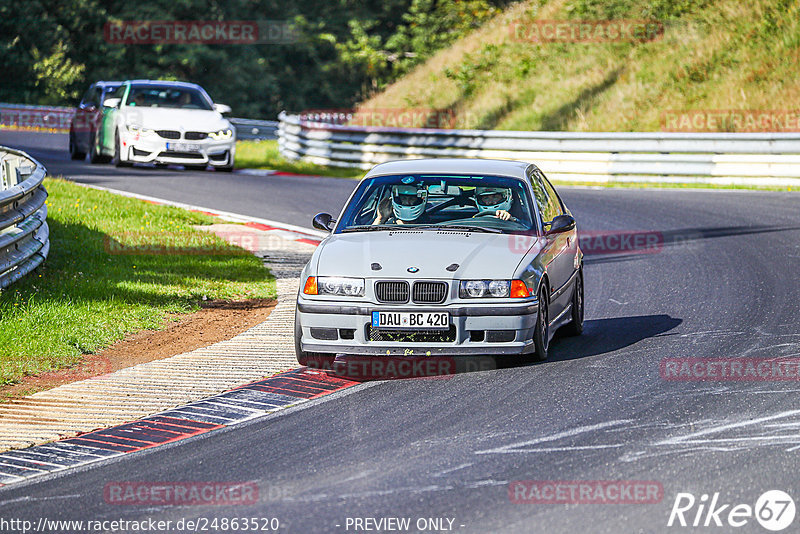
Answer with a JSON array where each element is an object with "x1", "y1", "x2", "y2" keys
[{"x1": 0, "y1": 299, "x2": 276, "y2": 402}]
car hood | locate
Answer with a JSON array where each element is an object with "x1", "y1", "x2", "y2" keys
[
  {"x1": 122, "y1": 106, "x2": 230, "y2": 132},
  {"x1": 316, "y1": 230, "x2": 540, "y2": 280}
]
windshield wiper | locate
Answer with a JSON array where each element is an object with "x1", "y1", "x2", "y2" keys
[
  {"x1": 413, "y1": 225, "x2": 502, "y2": 234},
  {"x1": 341, "y1": 224, "x2": 397, "y2": 233}
]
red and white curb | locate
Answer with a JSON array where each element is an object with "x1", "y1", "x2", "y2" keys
[{"x1": 0, "y1": 369, "x2": 359, "y2": 487}]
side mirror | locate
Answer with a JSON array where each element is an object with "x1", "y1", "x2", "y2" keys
[
  {"x1": 103, "y1": 97, "x2": 121, "y2": 109},
  {"x1": 313, "y1": 212, "x2": 335, "y2": 232},
  {"x1": 213, "y1": 103, "x2": 232, "y2": 114},
  {"x1": 545, "y1": 214, "x2": 576, "y2": 235}
]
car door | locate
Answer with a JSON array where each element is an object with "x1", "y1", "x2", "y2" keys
[
  {"x1": 100, "y1": 84, "x2": 126, "y2": 154},
  {"x1": 529, "y1": 168, "x2": 575, "y2": 315},
  {"x1": 74, "y1": 85, "x2": 97, "y2": 150}
]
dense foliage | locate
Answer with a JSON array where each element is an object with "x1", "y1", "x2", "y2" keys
[{"x1": 0, "y1": 0, "x2": 510, "y2": 117}]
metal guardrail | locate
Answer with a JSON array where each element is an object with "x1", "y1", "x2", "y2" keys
[
  {"x1": 229, "y1": 118, "x2": 278, "y2": 140},
  {"x1": 0, "y1": 103, "x2": 277, "y2": 141},
  {"x1": 277, "y1": 111, "x2": 800, "y2": 185},
  {"x1": 0, "y1": 147, "x2": 49, "y2": 289}
]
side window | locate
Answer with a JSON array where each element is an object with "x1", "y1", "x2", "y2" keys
[
  {"x1": 110, "y1": 85, "x2": 126, "y2": 105},
  {"x1": 80, "y1": 86, "x2": 94, "y2": 106},
  {"x1": 539, "y1": 172, "x2": 564, "y2": 221},
  {"x1": 527, "y1": 168, "x2": 546, "y2": 221},
  {"x1": 91, "y1": 87, "x2": 103, "y2": 106},
  {"x1": 528, "y1": 167, "x2": 561, "y2": 223}
]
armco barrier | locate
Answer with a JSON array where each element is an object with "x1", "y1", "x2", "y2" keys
[
  {"x1": 0, "y1": 103, "x2": 276, "y2": 140},
  {"x1": 277, "y1": 111, "x2": 800, "y2": 186},
  {"x1": 0, "y1": 147, "x2": 49, "y2": 289}
]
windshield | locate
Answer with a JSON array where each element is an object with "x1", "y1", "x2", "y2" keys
[
  {"x1": 125, "y1": 86, "x2": 213, "y2": 110},
  {"x1": 336, "y1": 174, "x2": 536, "y2": 234}
]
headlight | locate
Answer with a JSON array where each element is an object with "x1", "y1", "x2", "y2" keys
[
  {"x1": 303, "y1": 276, "x2": 364, "y2": 297},
  {"x1": 209, "y1": 128, "x2": 233, "y2": 140},
  {"x1": 126, "y1": 124, "x2": 153, "y2": 135},
  {"x1": 459, "y1": 280, "x2": 531, "y2": 298}
]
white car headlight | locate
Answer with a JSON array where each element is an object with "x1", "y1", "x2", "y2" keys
[
  {"x1": 209, "y1": 128, "x2": 233, "y2": 140},
  {"x1": 317, "y1": 276, "x2": 365, "y2": 297},
  {"x1": 126, "y1": 124, "x2": 154, "y2": 135}
]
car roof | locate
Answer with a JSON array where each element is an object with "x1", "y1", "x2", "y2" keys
[
  {"x1": 363, "y1": 158, "x2": 533, "y2": 180},
  {"x1": 93, "y1": 81, "x2": 123, "y2": 87},
  {"x1": 124, "y1": 80, "x2": 204, "y2": 90}
]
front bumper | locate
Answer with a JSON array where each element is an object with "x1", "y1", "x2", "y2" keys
[
  {"x1": 297, "y1": 299, "x2": 539, "y2": 356},
  {"x1": 121, "y1": 133, "x2": 235, "y2": 166}
]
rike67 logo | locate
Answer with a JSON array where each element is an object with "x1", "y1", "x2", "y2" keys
[{"x1": 668, "y1": 490, "x2": 796, "y2": 531}]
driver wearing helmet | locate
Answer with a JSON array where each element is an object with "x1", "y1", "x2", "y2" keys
[
  {"x1": 474, "y1": 187, "x2": 513, "y2": 221},
  {"x1": 373, "y1": 184, "x2": 429, "y2": 225}
]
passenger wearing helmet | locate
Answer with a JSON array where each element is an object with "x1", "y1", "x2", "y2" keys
[
  {"x1": 373, "y1": 184, "x2": 429, "y2": 225},
  {"x1": 474, "y1": 187, "x2": 514, "y2": 221}
]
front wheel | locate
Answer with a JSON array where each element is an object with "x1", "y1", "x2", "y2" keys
[
  {"x1": 113, "y1": 131, "x2": 132, "y2": 167},
  {"x1": 529, "y1": 285, "x2": 550, "y2": 362},
  {"x1": 563, "y1": 269, "x2": 584, "y2": 336}
]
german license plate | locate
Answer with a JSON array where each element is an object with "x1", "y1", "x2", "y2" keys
[
  {"x1": 371, "y1": 311, "x2": 449, "y2": 330},
  {"x1": 166, "y1": 142, "x2": 201, "y2": 152}
]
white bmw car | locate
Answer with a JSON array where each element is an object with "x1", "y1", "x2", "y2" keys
[{"x1": 95, "y1": 80, "x2": 235, "y2": 171}]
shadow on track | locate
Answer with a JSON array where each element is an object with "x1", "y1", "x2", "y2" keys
[{"x1": 548, "y1": 314, "x2": 682, "y2": 363}]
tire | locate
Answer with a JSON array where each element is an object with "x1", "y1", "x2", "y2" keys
[
  {"x1": 89, "y1": 131, "x2": 108, "y2": 164},
  {"x1": 215, "y1": 164, "x2": 234, "y2": 172},
  {"x1": 69, "y1": 131, "x2": 86, "y2": 160},
  {"x1": 530, "y1": 285, "x2": 550, "y2": 362},
  {"x1": 113, "y1": 131, "x2": 132, "y2": 167},
  {"x1": 563, "y1": 269, "x2": 584, "y2": 336},
  {"x1": 294, "y1": 307, "x2": 336, "y2": 369}
]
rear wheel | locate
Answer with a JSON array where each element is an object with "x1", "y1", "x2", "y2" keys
[
  {"x1": 530, "y1": 285, "x2": 550, "y2": 362},
  {"x1": 563, "y1": 269, "x2": 584, "y2": 336},
  {"x1": 69, "y1": 131, "x2": 86, "y2": 160},
  {"x1": 294, "y1": 307, "x2": 336, "y2": 369}
]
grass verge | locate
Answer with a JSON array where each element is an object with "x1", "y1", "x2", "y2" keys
[
  {"x1": 0, "y1": 178, "x2": 276, "y2": 386},
  {"x1": 235, "y1": 140, "x2": 365, "y2": 179}
]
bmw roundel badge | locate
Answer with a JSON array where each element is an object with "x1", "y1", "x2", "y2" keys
[{"x1": 407, "y1": 267, "x2": 419, "y2": 273}]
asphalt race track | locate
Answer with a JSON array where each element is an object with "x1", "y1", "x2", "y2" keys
[{"x1": 2, "y1": 130, "x2": 800, "y2": 532}]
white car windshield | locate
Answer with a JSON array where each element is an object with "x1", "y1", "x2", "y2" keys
[
  {"x1": 125, "y1": 86, "x2": 213, "y2": 110},
  {"x1": 337, "y1": 174, "x2": 536, "y2": 234}
]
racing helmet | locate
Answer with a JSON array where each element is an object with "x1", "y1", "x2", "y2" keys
[
  {"x1": 475, "y1": 187, "x2": 512, "y2": 213},
  {"x1": 392, "y1": 185, "x2": 428, "y2": 221}
]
